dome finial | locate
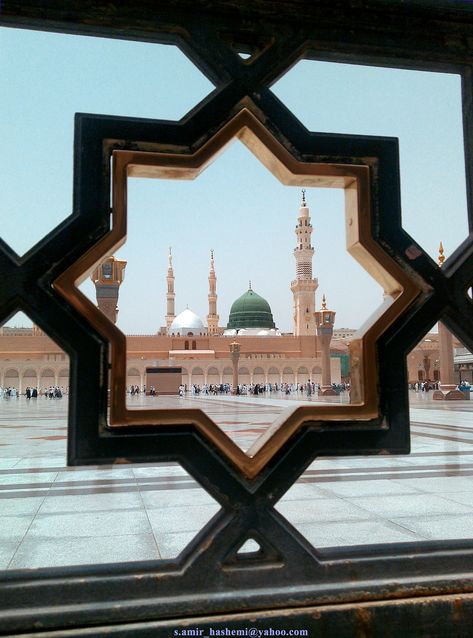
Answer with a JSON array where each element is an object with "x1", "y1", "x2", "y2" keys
[
  {"x1": 301, "y1": 188, "x2": 306, "y2": 206},
  {"x1": 168, "y1": 246, "x2": 173, "y2": 266},
  {"x1": 249, "y1": 280, "x2": 252, "y2": 291},
  {"x1": 438, "y1": 241, "x2": 445, "y2": 267},
  {"x1": 322, "y1": 294, "x2": 327, "y2": 310}
]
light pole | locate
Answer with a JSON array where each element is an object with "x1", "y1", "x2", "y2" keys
[
  {"x1": 315, "y1": 295, "x2": 336, "y2": 396},
  {"x1": 433, "y1": 242, "x2": 463, "y2": 400},
  {"x1": 230, "y1": 342, "x2": 241, "y2": 395}
]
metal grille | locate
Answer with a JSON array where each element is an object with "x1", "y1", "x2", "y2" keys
[{"x1": 1, "y1": 2, "x2": 473, "y2": 635}]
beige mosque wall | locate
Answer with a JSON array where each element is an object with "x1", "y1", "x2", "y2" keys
[
  {"x1": 124, "y1": 333, "x2": 338, "y2": 388},
  {"x1": 0, "y1": 333, "x2": 341, "y2": 391},
  {"x1": 125, "y1": 355, "x2": 341, "y2": 389},
  {"x1": 0, "y1": 335, "x2": 68, "y2": 392},
  {"x1": 2, "y1": 199, "x2": 461, "y2": 394},
  {"x1": 123, "y1": 334, "x2": 320, "y2": 358},
  {"x1": 2, "y1": 330, "x2": 462, "y2": 392}
]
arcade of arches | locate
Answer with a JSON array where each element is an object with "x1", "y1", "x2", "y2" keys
[
  {"x1": 0, "y1": 332, "x2": 339, "y2": 392},
  {"x1": 0, "y1": 330, "x2": 467, "y2": 394}
]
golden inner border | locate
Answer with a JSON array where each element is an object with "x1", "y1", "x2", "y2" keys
[{"x1": 54, "y1": 109, "x2": 421, "y2": 478}]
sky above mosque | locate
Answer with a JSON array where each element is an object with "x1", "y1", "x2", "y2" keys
[{"x1": 0, "y1": 27, "x2": 468, "y2": 334}]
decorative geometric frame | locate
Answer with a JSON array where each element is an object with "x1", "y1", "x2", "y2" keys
[
  {"x1": 53, "y1": 107, "x2": 420, "y2": 478},
  {"x1": 1, "y1": 1, "x2": 473, "y2": 635}
]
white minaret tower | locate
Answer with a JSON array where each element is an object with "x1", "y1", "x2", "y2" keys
[
  {"x1": 207, "y1": 249, "x2": 219, "y2": 335},
  {"x1": 290, "y1": 190, "x2": 318, "y2": 335},
  {"x1": 165, "y1": 247, "x2": 175, "y2": 332}
]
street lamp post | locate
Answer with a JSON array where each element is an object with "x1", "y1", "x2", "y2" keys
[
  {"x1": 229, "y1": 342, "x2": 241, "y2": 395},
  {"x1": 315, "y1": 295, "x2": 337, "y2": 396},
  {"x1": 433, "y1": 243, "x2": 464, "y2": 400}
]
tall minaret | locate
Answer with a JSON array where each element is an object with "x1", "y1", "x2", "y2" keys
[
  {"x1": 165, "y1": 247, "x2": 175, "y2": 332},
  {"x1": 207, "y1": 249, "x2": 220, "y2": 335},
  {"x1": 290, "y1": 190, "x2": 318, "y2": 335}
]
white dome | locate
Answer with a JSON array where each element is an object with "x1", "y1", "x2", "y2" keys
[{"x1": 169, "y1": 309, "x2": 206, "y2": 336}]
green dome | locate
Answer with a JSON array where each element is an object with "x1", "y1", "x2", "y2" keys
[{"x1": 227, "y1": 288, "x2": 276, "y2": 330}]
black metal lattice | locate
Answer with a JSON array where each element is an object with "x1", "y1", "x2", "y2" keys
[{"x1": 1, "y1": 2, "x2": 473, "y2": 635}]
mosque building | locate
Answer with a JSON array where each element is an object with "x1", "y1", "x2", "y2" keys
[
  {"x1": 1, "y1": 195, "x2": 467, "y2": 393},
  {"x1": 162, "y1": 190, "x2": 317, "y2": 341},
  {"x1": 116, "y1": 191, "x2": 342, "y2": 390}
]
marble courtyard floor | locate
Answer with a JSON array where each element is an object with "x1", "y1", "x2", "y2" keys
[{"x1": 1, "y1": 391, "x2": 473, "y2": 569}]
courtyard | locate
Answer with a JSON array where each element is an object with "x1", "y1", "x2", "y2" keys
[{"x1": 1, "y1": 391, "x2": 473, "y2": 569}]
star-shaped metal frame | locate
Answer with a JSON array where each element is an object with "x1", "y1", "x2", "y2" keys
[{"x1": 53, "y1": 106, "x2": 421, "y2": 479}]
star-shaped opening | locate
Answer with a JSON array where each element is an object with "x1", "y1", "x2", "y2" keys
[{"x1": 54, "y1": 109, "x2": 421, "y2": 478}]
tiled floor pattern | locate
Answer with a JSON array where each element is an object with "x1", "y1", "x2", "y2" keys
[
  {"x1": 127, "y1": 391, "x2": 351, "y2": 450},
  {"x1": 0, "y1": 391, "x2": 472, "y2": 569}
]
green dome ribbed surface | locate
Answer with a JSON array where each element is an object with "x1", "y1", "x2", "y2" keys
[{"x1": 227, "y1": 289, "x2": 276, "y2": 329}]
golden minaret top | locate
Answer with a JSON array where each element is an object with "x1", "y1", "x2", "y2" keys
[{"x1": 438, "y1": 241, "x2": 445, "y2": 267}]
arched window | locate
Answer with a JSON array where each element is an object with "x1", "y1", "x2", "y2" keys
[
  {"x1": 184, "y1": 340, "x2": 189, "y2": 350},
  {"x1": 192, "y1": 340, "x2": 197, "y2": 350}
]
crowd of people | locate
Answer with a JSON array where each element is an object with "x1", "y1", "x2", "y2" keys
[
  {"x1": 409, "y1": 381, "x2": 440, "y2": 392},
  {"x1": 6, "y1": 379, "x2": 470, "y2": 402},
  {"x1": 185, "y1": 381, "x2": 350, "y2": 397},
  {"x1": 0, "y1": 386, "x2": 66, "y2": 399},
  {"x1": 127, "y1": 381, "x2": 351, "y2": 398},
  {"x1": 409, "y1": 380, "x2": 472, "y2": 393}
]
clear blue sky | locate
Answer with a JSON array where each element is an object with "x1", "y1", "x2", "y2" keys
[{"x1": 1, "y1": 27, "x2": 468, "y2": 334}]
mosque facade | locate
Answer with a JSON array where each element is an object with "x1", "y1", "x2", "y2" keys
[
  {"x1": 1, "y1": 195, "x2": 467, "y2": 393},
  {"x1": 119, "y1": 192, "x2": 343, "y2": 390}
]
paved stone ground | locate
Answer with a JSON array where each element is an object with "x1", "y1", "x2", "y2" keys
[{"x1": 0, "y1": 391, "x2": 472, "y2": 569}]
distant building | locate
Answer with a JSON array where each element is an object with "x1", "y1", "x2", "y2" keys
[
  {"x1": 0, "y1": 195, "x2": 343, "y2": 391},
  {"x1": 0, "y1": 326, "x2": 43, "y2": 337},
  {"x1": 454, "y1": 347, "x2": 473, "y2": 383},
  {"x1": 3, "y1": 195, "x2": 466, "y2": 391},
  {"x1": 333, "y1": 328, "x2": 357, "y2": 341}
]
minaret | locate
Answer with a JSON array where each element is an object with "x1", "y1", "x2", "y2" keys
[
  {"x1": 165, "y1": 247, "x2": 175, "y2": 333},
  {"x1": 290, "y1": 190, "x2": 318, "y2": 335},
  {"x1": 91, "y1": 256, "x2": 127, "y2": 324},
  {"x1": 207, "y1": 249, "x2": 219, "y2": 335}
]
